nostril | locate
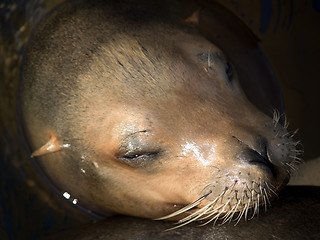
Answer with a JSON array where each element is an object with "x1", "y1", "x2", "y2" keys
[
  {"x1": 248, "y1": 148, "x2": 268, "y2": 164},
  {"x1": 236, "y1": 147, "x2": 276, "y2": 177},
  {"x1": 233, "y1": 135, "x2": 277, "y2": 176},
  {"x1": 247, "y1": 149, "x2": 276, "y2": 177}
]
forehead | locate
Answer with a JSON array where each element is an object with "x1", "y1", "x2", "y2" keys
[
  {"x1": 73, "y1": 24, "x2": 247, "y2": 137},
  {"x1": 79, "y1": 28, "x2": 230, "y2": 98}
]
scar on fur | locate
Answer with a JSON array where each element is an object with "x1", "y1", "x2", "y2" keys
[
  {"x1": 184, "y1": 8, "x2": 201, "y2": 25},
  {"x1": 31, "y1": 133, "x2": 62, "y2": 157}
]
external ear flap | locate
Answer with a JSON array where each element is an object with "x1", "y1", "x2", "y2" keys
[
  {"x1": 31, "y1": 133, "x2": 62, "y2": 157},
  {"x1": 184, "y1": 8, "x2": 201, "y2": 25}
]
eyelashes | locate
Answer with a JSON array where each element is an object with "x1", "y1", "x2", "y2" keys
[
  {"x1": 121, "y1": 151, "x2": 159, "y2": 160},
  {"x1": 119, "y1": 150, "x2": 163, "y2": 166}
]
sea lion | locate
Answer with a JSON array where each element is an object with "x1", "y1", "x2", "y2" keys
[{"x1": 20, "y1": 0, "x2": 301, "y2": 226}]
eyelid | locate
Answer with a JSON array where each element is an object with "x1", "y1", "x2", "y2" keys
[
  {"x1": 120, "y1": 150, "x2": 162, "y2": 161},
  {"x1": 225, "y1": 62, "x2": 233, "y2": 79}
]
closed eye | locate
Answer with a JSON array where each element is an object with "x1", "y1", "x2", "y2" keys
[
  {"x1": 225, "y1": 61, "x2": 233, "y2": 83},
  {"x1": 120, "y1": 151, "x2": 161, "y2": 161}
]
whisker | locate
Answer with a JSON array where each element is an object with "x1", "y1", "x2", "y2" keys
[
  {"x1": 167, "y1": 205, "x2": 214, "y2": 231},
  {"x1": 290, "y1": 128, "x2": 299, "y2": 138},
  {"x1": 229, "y1": 180, "x2": 238, "y2": 192},
  {"x1": 177, "y1": 196, "x2": 218, "y2": 224},
  {"x1": 291, "y1": 149, "x2": 304, "y2": 154},
  {"x1": 289, "y1": 155, "x2": 303, "y2": 162},
  {"x1": 218, "y1": 198, "x2": 236, "y2": 224},
  {"x1": 267, "y1": 182, "x2": 276, "y2": 189},
  {"x1": 263, "y1": 188, "x2": 271, "y2": 206},
  {"x1": 215, "y1": 198, "x2": 232, "y2": 225},
  {"x1": 272, "y1": 109, "x2": 280, "y2": 128},
  {"x1": 258, "y1": 182, "x2": 268, "y2": 213},
  {"x1": 225, "y1": 198, "x2": 241, "y2": 223},
  {"x1": 221, "y1": 199, "x2": 238, "y2": 224},
  {"x1": 264, "y1": 182, "x2": 278, "y2": 198},
  {"x1": 281, "y1": 132, "x2": 291, "y2": 138},
  {"x1": 203, "y1": 205, "x2": 226, "y2": 220},
  {"x1": 294, "y1": 140, "x2": 301, "y2": 146},
  {"x1": 199, "y1": 196, "x2": 231, "y2": 226},
  {"x1": 234, "y1": 204, "x2": 246, "y2": 226},
  {"x1": 199, "y1": 210, "x2": 221, "y2": 226},
  {"x1": 284, "y1": 117, "x2": 289, "y2": 129},
  {"x1": 155, "y1": 190, "x2": 212, "y2": 220},
  {"x1": 278, "y1": 141, "x2": 295, "y2": 146},
  {"x1": 263, "y1": 195, "x2": 267, "y2": 213},
  {"x1": 198, "y1": 207, "x2": 220, "y2": 223},
  {"x1": 233, "y1": 192, "x2": 245, "y2": 224},
  {"x1": 203, "y1": 201, "x2": 230, "y2": 226},
  {"x1": 285, "y1": 162, "x2": 298, "y2": 171},
  {"x1": 199, "y1": 189, "x2": 229, "y2": 218},
  {"x1": 244, "y1": 201, "x2": 250, "y2": 221},
  {"x1": 256, "y1": 193, "x2": 260, "y2": 216},
  {"x1": 247, "y1": 189, "x2": 255, "y2": 220},
  {"x1": 249, "y1": 201, "x2": 258, "y2": 220}
]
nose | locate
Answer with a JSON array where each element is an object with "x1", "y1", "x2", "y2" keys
[{"x1": 235, "y1": 137, "x2": 277, "y2": 177}]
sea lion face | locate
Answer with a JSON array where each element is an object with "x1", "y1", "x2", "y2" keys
[{"x1": 21, "y1": 2, "x2": 300, "y2": 224}]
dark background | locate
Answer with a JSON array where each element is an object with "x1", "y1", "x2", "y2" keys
[{"x1": 0, "y1": 0, "x2": 319, "y2": 239}]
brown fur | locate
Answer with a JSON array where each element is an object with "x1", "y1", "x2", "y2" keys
[{"x1": 21, "y1": 0, "x2": 300, "y2": 223}]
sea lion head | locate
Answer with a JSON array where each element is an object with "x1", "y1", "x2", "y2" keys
[{"x1": 20, "y1": 0, "x2": 301, "y2": 225}]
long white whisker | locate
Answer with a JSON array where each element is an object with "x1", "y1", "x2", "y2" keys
[
  {"x1": 200, "y1": 210, "x2": 221, "y2": 226},
  {"x1": 226, "y1": 198, "x2": 241, "y2": 223},
  {"x1": 199, "y1": 196, "x2": 231, "y2": 226},
  {"x1": 289, "y1": 155, "x2": 303, "y2": 162},
  {"x1": 256, "y1": 193, "x2": 260, "y2": 216},
  {"x1": 264, "y1": 182, "x2": 278, "y2": 198},
  {"x1": 166, "y1": 205, "x2": 214, "y2": 231},
  {"x1": 263, "y1": 195, "x2": 267, "y2": 212},
  {"x1": 198, "y1": 208, "x2": 220, "y2": 224},
  {"x1": 222, "y1": 195, "x2": 244, "y2": 225},
  {"x1": 155, "y1": 190, "x2": 212, "y2": 220},
  {"x1": 177, "y1": 197, "x2": 217, "y2": 224},
  {"x1": 244, "y1": 200, "x2": 250, "y2": 221},
  {"x1": 249, "y1": 201, "x2": 258, "y2": 220},
  {"x1": 234, "y1": 205, "x2": 246, "y2": 226},
  {"x1": 263, "y1": 188, "x2": 271, "y2": 206}
]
